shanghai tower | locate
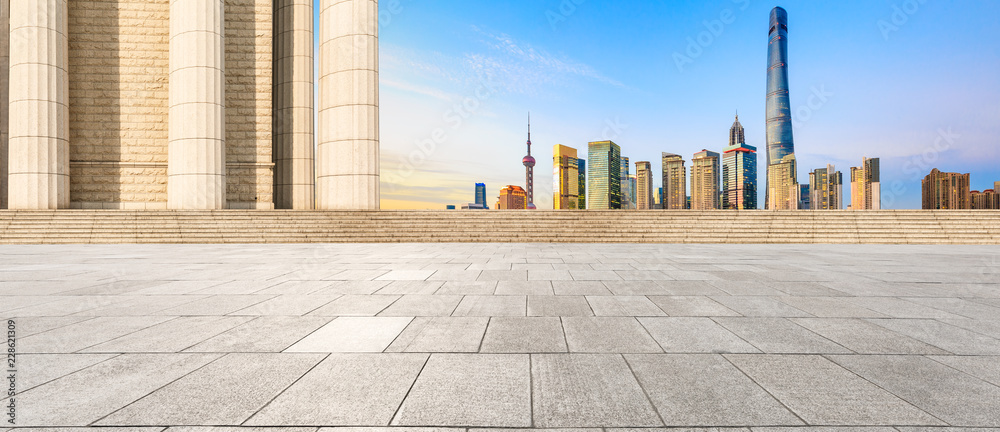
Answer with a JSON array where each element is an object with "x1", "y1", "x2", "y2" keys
[{"x1": 766, "y1": 7, "x2": 796, "y2": 208}]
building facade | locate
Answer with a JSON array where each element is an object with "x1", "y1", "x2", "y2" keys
[
  {"x1": 662, "y1": 153, "x2": 686, "y2": 210},
  {"x1": 849, "y1": 157, "x2": 881, "y2": 210},
  {"x1": 971, "y1": 190, "x2": 999, "y2": 210},
  {"x1": 620, "y1": 157, "x2": 632, "y2": 210},
  {"x1": 475, "y1": 183, "x2": 488, "y2": 209},
  {"x1": 765, "y1": 7, "x2": 796, "y2": 210},
  {"x1": 587, "y1": 141, "x2": 621, "y2": 210},
  {"x1": 809, "y1": 165, "x2": 843, "y2": 210},
  {"x1": 553, "y1": 144, "x2": 580, "y2": 210},
  {"x1": 722, "y1": 116, "x2": 757, "y2": 210},
  {"x1": 922, "y1": 169, "x2": 970, "y2": 210},
  {"x1": 497, "y1": 185, "x2": 527, "y2": 210},
  {"x1": 0, "y1": 0, "x2": 379, "y2": 210},
  {"x1": 578, "y1": 159, "x2": 586, "y2": 210},
  {"x1": 690, "y1": 150, "x2": 720, "y2": 210},
  {"x1": 767, "y1": 154, "x2": 798, "y2": 210},
  {"x1": 635, "y1": 161, "x2": 652, "y2": 210}
]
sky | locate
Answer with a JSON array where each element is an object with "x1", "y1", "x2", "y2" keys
[{"x1": 358, "y1": 0, "x2": 1000, "y2": 210}]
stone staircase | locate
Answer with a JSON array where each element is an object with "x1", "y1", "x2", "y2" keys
[{"x1": 0, "y1": 210, "x2": 998, "y2": 244}]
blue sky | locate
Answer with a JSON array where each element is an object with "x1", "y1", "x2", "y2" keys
[{"x1": 365, "y1": 0, "x2": 1000, "y2": 209}]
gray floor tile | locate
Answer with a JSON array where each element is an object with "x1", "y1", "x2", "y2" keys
[
  {"x1": 375, "y1": 270, "x2": 436, "y2": 281},
  {"x1": 4, "y1": 316, "x2": 93, "y2": 337},
  {"x1": 648, "y1": 296, "x2": 741, "y2": 316},
  {"x1": 844, "y1": 297, "x2": 967, "y2": 320},
  {"x1": 158, "y1": 295, "x2": 275, "y2": 315},
  {"x1": 562, "y1": 317, "x2": 662, "y2": 353},
  {"x1": 714, "y1": 318, "x2": 850, "y2": 354},
  {"x1": 19, "y1": 316, "x2": 174, "y2": 353},
  {"x1": 709, "y1": 281, "x2": 787, "y2": 296},
  {"x1": 551, "y1": 281, "x2": 613, "y2": 295},
  {"x1": 96, "y1": 353, "x2": 324, "y2": 425},
  {"x1": 868, "y1": 318, "x2": 1000, "y2": 355},
  {"x1": 902, "y1": 297, "x2": 1000, "y2": 320},
  {"x1": 254, "y1": 280, "x2": 337, "y2": 295},
  {"x1": 386, "y1": 317, "x2": 488, "y2": 352},
  {"x1": 626, "y1": 354, "x2": 802, "y2": 426},
  {"x1": 570, "y1": 270, "x2": 622, "y2": 281},
  {"x1": 185, "y1": 316, "x2": 332, "y2": 353},
  {"x1": 496, "y1": 281, "x2": 554, "y2": 295},
  {"x1": 711, "y1": 296, "x2": 813, "y2": 317},
  {"x1": 285, "y1": 317, "x2": 413, "y2": 353},
  {"x1": 587, "y1": 296, "x2": 666, "y2": 316},
  {"x1": 654, "y1": 281, "x2": 728, "y2": 296},
  {"x1": 791, "y1": 318, "x2": 948, "y2": 355},
  {"x1": 777, "y1": 297, "x2": 886, "y2": 318},
  {"x1": 602, "y1": 281, "x2": 670, "y2": 296},
  {"x1": 83, "y1": 316, "x2": 254, "y2": 353},
  {"x1": 727, "y1": 354, "x2": 942, "y2": 426},
  {"x1": 435, "y1": 281, "x2": 497, "y2": 295},
  {"x1": 480, "y1": 317, "x2": 568, "y2": 353},
  {"x1": 246, "y1": 353, "x2": 428, "y2": 426},
  {"x1": 528, "y1": 296, "x2": 594, "y2": 316},
  {"x1": 229, "y1": 295, "x2": 341, "y2": 316},
  {"x1": 316, "y1": 280, "x2": 391, "y2": 295},
  {"x1": 309, "y1": 295, "x2": 401, "y2": 316},
  {"x1": 638, "y1": 318, "x2": 759, "y2": 353},
  {"x1": 393, "y1": 354, "x2": 531, "y2": 426},
  {"x1": 15, "y1": 353, "x2": 117, "y2": 391},
  {"x1": 528, "y1": 270, "x2": 575, "y2": 281},
  {"x1": 478, "y1": 270, "x2": 528, "y2": 281},
  {"x1": 374, "y1": 281, "x2": 445, "y2": 295},
  {"x1": 929, "y1": 355, "x2": 1000, "y2": 387},
  {"x1": 377, "y1": 295, "x2": 463, "y2": 317},
  {"x1": 427, "y1": 270, "x2": 482, "y2": 281},
  {"x1": 452, "y1": 296, "x2": 526, "y2": 317}
]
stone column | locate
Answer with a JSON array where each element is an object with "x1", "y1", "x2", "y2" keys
[
  {"x1": 7, "y1": 0, "x2": 69, "y2": 209},
  {"x1": 317, "y1": 0, "x2": 379, "y2": 210},
  {"x1": 274, "y1": 0, "x2": 314, "y2": 209},
  {"x1": 0, "y1": 0, "x2": 8, "y2": 209},
  {"x1": 168, "y1": 0, "x2": 226, "y2": 209}
]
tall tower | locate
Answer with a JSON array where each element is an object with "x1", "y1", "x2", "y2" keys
[
  {"x1": 523, "y1": 114, "x2": 536, "y2": 209},
  {"x1": 766, "y1": 6, "x2": 796, "y2": 209}
]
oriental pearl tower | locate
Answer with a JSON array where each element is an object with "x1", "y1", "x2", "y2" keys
[{"x1": 523, "y1": 113, "x2": 536, "y2": 209}]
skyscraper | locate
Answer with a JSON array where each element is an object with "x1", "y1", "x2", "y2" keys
[
  {"x1": 588, "y1": 141, "x2": 621, "y2": 210},
  {"x1": 722, "y1": 115, "x2": 757, "y2": 210},
  {"x1": 809, "y1": 165, "x2": 843, "y2": 210},
  {"x1": 578, "y1": 159, "x2": 586, "y2": 210},
  {"x1": 498, "y1": 185, "x2": 528, "y2": 210},
  {"x1": 766, "y1": 7, "x2": 796, "y2": 209},
  {"x1": 767, "y1": 154, "x2": 798, "y2": 210},
  {"x1": 654, "y1": 187, "x2": 664, "y2": 209},
  {"x1": 662, "y1": 153, "x2": 687, "y2": 210},
  {"x1": 553, "y1": 145, "x2": 580, "y2": 210},
  {"x1": 922, "y1": 169, "x2": 970, "y2": 209},
  {"x1": 691, "y1": 150, "x2": 721, "y2": 210},
  {"x1": 629, "y1": 175, "x2": 637, "y2": 210},
  {"x1": 971, "y1": 190, "x2": 1000, "y2": 210},
  {"x1": 475, "y1": 183, "x2": 488, "y2": 209},
  {"x1": 522, "y1": 114, "x2": 536, "y2": 209},
  {"x1": 636, "y1": 161, "x2": 653, "y2": 210},
  {"x1": 620, "y1": 157, "x2": 632, "y2": 209},
  {"x1": 850, "y1": 157, "x2": 881, "y2": 210}
]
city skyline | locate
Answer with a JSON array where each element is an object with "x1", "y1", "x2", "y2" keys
[{"x1": 377, "y1": 1, "x2": 1000, "y2": 210}]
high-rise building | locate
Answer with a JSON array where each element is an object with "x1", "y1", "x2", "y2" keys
[
  {"x1": 553, "y1": 145, "x2": 580, "y2": 210},
  {"x1": 662, "y1": 153, "x2": 687, "y2": 209},
  {"x1": 809, "y1": 165, "x2": 843, "y2": 210},
  {"x1": 629, "y1": 175, "x2": 637, "y2": 210},
  {"x1": 475, "y1": 183, "x2": 488, "y2": 209},
  {"x1": 588, "y1": 141, "x2": 621, "y2": 209},
  {"x1": 799, "y1": 184, "x2": 811, "y2": 210},
  {"x1": 971, "y1": 190, "x2": 1000, "y2": 210},
  {"x1": 498, "y1": 185, "x2": 528, "y2": 210},
  {"x1": 922, "y1": 169, "x2": 971, "y2": 209},
  {"x1": 620, "y1": 157, "x2": 632, "y2": 209},
  {"x1": 996, "y1": 181, "x2": 1000, "y2": 193},
  {"x1": 691, "y1": 150, "x2": 721, "y2": 210},
  {"x1": 578, "y1": 159, "x2": 586, "y2": 210},
  {"x1": 765, "y1": 7, "x2": 796, "y2": 210},
  {"x1": 636, "y1": 162, "x2": 653, "y2": 210},
  {"x1": 767, "y1": 154, "x2": 798, "y2": 210},
  {"x1": 521, "y1": 115, "x2": 536, "y2": 209},
  {"x1": 849, "y1": 157, "x2": 881, "y2": 210},
  {"x1": 654, "y1": 187, "x2": 664, "y2": 209},
  {"x1": 722, "y1": 115, "x2": 757, "y2": 210}
]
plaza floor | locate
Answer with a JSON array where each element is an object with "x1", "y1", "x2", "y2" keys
[{"x1": 3, "y1": 243, "x2": 1000, "y2": 430}]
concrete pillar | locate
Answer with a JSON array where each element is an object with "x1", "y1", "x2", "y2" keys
[
  {"x1": 273, "y1": 0, "x2": 314, "y2": 209},
  {"x1": 7, "y1": 0, "x2": 69, "y2": 209},
  {"x1": 317, "y1": 0, "x2": 379, "y2": 210},
  {"x1": 168, "y1": 0, "x2": 226, "y2": 209},
  {"x1": 0, "y1": 0, "x2": 8, "y2": 209}
]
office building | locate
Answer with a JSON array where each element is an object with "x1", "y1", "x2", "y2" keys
[
  {"x1": 475, "y1": 183, "x2": 489, "y2": 209},
  {"x1": 767, "y1": 154, "x2": 798, "y2": 210},
  {"x1": 654, "y1": 187, "x2": 664, "y2": 209},
  {"x1": 620, "y1": 157, "x2": 632, "y2": 209},
  {"x1": 922, "y1": 169, "x2": 970, "y2": 209},
  {"x1": 461, "y1": 203, "x2": 486, "y2": 210},
  {"x1": 691, "y1": 150, "x2": 720, "y2": 210},
  {"x1": 722, "y1": 115, "x2": 757, "y2": 210},
  {"x1": 636, "y1": 162, "x2": 653, "y2": 210},
  {"x1": 629, "y1": 175, "x2": 637, "y2": 209},
  {"x1": 799, "y1": 184, "x2": 811, "y2": 210},
  {"x1": 497, "y1": 185, "x2": 528, "y2": 210},
  {"x1": 553, "y1": 145, "x2": 580, "y2": 209},
  {"x1": 809, "y1": 165, "x2": 843, "y2": 210},
  {"x1": 587, "y1": 141, "x2": 621, "y2": 209},
  {"x1": 446, "y1": 205, "x2": 456, "y2": 210},
  {"x1": 662, "y1": 153, "x2": 687, "y2": 209},
  {"x1": 765, "y1": 7, "x2": 797, "y2": 210},
  {"x1": 850, "y1": 157, "x2": 881, "y2": 210},
  {"x1": 578, "y1": 159, "x2": 587, "y2": 210}
]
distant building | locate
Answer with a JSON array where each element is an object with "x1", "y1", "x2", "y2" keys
[
  {"x1": 850, "y1": 157, "x2": 881, "y2": 210},
  {"x1": 475, "y1": 183, "x2": 489, "y2": 209},
  {"x1": 578, "y1": 159, "x2": 586, "y2": 210},
  {"x1": 461, "y1": 203, "x2": 486, "y2": 210},
  {"x1": 922, "y1": 169, "x2": 970, "y2": 209},
  {"x1": 620, "y1": 157, "x2": 632, "y2": 209},
  {"x1": 809, "y1": 165, "x2": 843, "y2": 210},
  {"x1": 553, "y1": 145, "x2": 580, "y2": 209},
  {"x1": 636, "y1": 162, "x2": 653, "y2": 210},
  {"x1": 662, "y1": 153, "x2": 687, "y2": 210},
  {"x1": 498, "y1": 185, "x2": 528, "y2": 210},
  {"x1": 799, "y1": 184, "x2": 811, "y2": 210},
  {"x1": 653, "y1": 187, "x2": 664, "y2": 209},
  {"x1": 971, "y1": 189, "x2": 999, "y2": 210},
  {"x1": 629, "y1": 175, "x2": 637, "y2": 210},
  {"x1": 588, "y1": 141, "x2": 621, "y2": 209},
  {"x1": 767, "y1": 154, "x2": 798, "y2": 210},
  {"x1": 996, "y1": 181, "x2": 1000, "y2": 193},
  {"x1": 691, "y1": 150, "x2": 720, "y2": 210},
  {"x1": 446, "y1": 205, "x2": 456, "y2": 210},
  {"x1": 722, "y1": 116, "x2": 757, "y2": 210}
]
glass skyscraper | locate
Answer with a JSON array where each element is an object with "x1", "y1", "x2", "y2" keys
[
  {"x1": 662, "y1": 153, "x2": 686, "y2": 210},
  {"x1": 553, "y1": 145, "x2": 580, "y2": 209},
  {"x1": 578, "y1": 159, "x2": 586, "y2": 209},
  {"x1": 766, "y1": 7, "x2": 796, "y2": 209},
  {"x1": 722, "y1": 116, "x2": 757, "y2": 210},
  {"x1": 620, "y1": 157, "x2": 632, "y2": 209},
  {"x1": 475, "y1": 183, "x2": 488, "y2": 209},
  {"x1": 588, "y1": 141, "x2": 621, "y2": 210}
]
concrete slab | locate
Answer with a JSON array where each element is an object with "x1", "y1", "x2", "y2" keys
[
  {"x1": 868, "y1": 318, "x2": 1000, "y2": 355},
  {"x1": 638, "y1": 318, "x2": 759, "y2": 353},
  {"x1": 551, "y1": 281, "x2": 613, "y2": 296},
  {"x1": 83, "y1": 316, "x2": 254, "y2": 353},
  {"x1": 185, "y1": 316, "x2": 332, "y2": 352},
  {"x1": 285, "y1": 317, "x2": 413, "y2": 353},
  {"x1": 452, "y1": 296, "x2": 526, "y2": 317},
  {"x1": 19, "y1": 316, "x2": 174, "y2": 353},
  {"x1": 647, "y1": 296, "x2": 741, "y2": 316},
  {"x1": 374, "y1": 281, "x2": 445, "y2": 295},
  {"x1": 386, "y1": 317, "x2": 488, "y2": 353},
  {"x1": 15, "y1": 353, "x2": 117, "y2": 391},
  {"x1": 528, "y1": 296, "x2": 594, "y2": 316},
  {"x1": 711, "y1": 296, "x2": 813, "y2": 317},
  {"x1": 496, "y1": 281, "x2": 554, "y2": 295},
  {"x1": 562, "y1": 317, "x2": 662, "y2": 353},
  {"x1": 377, "y1": 295, "x2": 463, "y2": 317},
  {"x1": 309, "y1": 295, "x2": 401, "y2": 316},
  {"x1": 791, "y1": 318, "x2": 949, "y2": 355},
  {"x1": 586, "y1": 296, "x2": 666, "y2": 316},
  {"x1": 480, "y1": 317, "x2": 568, "y2": 353},
  {"x1": 435, "y1": 281, "x2": 497, "y2": 295},
  {"x1": 158, "y1": 295, "x2": 275, "y2": 315},
  {"x1": 714, "y1": 318, "x2": 850, "y2": 354},
  {"x1": 230, "y1": 295, "x2": 341, "y2": 316},
  {"x1": 929, "y1": 355, "x2": 1000, "y2": 386}
]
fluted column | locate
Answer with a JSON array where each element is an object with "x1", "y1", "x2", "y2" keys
[
  {"x1": 0, "y1": 0, "x2": 9, "y2": 209},
  {"x1": 274, "y1": 0, "x2": 314, "y2": 209},
  {"x1": 168, "y1": 0, "x2": 226, "y2": 209},
  {"x1": 317, "y1": 0, "x2": 379, "y2": 210},
  {"x1": 7, "y1": 0, "x2": 69, "y2": 209}
]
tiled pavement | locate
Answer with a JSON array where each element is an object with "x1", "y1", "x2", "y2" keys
[{"x1": 3, "y1": 243, "x2": 1000, "y2": 430}]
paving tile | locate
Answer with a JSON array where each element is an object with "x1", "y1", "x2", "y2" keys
[
  {"x1": 496, "y1": 281, "x2": 554, "y2": 295},
  {"x1": 427, "y1": 269, "x2": 482, "y2": 281},
  {"x1": 868, "y1": 318, "x2": 1000, "y2": 355},
  {"x1": 528, "y1": 296, "x2": 593, "y2": 316},
  {"x1": 377, "y1": 295, "x2": 463, "y2": 316},
  {"x1": 592, "y1": 294, "x2": 668, "y2": 316},
  {"x1": 726, "y1": 354, "x2": 942, "y2": 426},
  {"x1": 844, "y1": 297, "x2": 967, "y2": 320},
  {"x1": 562, "y1": 317, "x2": 662, "y2": 353},
  {"x1": 8, "y1": 316, "x2": 94, "y2": 337},
  {"x1": 15, "y1": 353, "x2": 219, "y2": 426},
  {"x1": 374, "y1": 281, "x2": 445, "y2": 295},
  {"x1": 97, "y1": 353, "x2": 324, "y2": 425},
  {"x1": 309, "y1": 295, "x2": 401, "y2": 316},
  {"x1": 0, "y1": 296, "x2": 70, "y2": 314},
  {"x1": 435, "y1": 281, "x2": 497, "y2": 295},
  {"x1": 654, "y1": 281, "x2": 728, "y2": 296},
  {"x1": 375, "y1": 270, "x2": 436, "y2": 281},
  {"x1": 316, "y1": 280, "x2": 391, "y2": 295},
  {"x1": 285, "y1": 317, "x2": 413, "y2": 353},
  {"x1": 551, "y1": 281, "x2": 613, "y2": 295},
  {"x1": 229, "y1": 295, "x2": 341, "y2": 316},
  {"x1": 393, "y1": 354, "x2": 531, "y2": 426},
  {"x1": 713, "y1": 318, "x2": 850, "y2": 354},
  {"x1": 185, "y1": 316, "x2": 332, "y2": 352},
  {"x1": 157, "y1": 295, "x2": 275, "y2": 315},
  {"x1": 386, "y1": 317, "x2": 488, "y2": 352},
  {"x1": 528, "y1": 270, "x2": 574, "y2": 281},
  {"x1": 791, "y1": 318, "x2": 948, "y2": 355},
  {"x1": 254, "y1": 281, "x2": 337, "y2": 295},
  {"x1": 532, "y1": 354, "x2": 662, "y2": 427},
  {"x1": 648, "y1": 296, "x2": 741, "y2": 316},
  {"x1": 570, "y1": 270, "x2": 622, "y2": 281},
  {"x1": 830, "y1": 355, "x2": 1000, "y2": 426},
  {"x1": 603, "y1": 281, "x2": 671, "y2": 296},
  {"x1": 324, "y1": 269, "x2": 390, "y2": 281},
  {"x1": 929, "y1": 355, "x2": 1000, "y2": 387},
  {"x1": 480, "y1": 317, "x2": 568, "y2": 353},
  {"x1": 902, "y1": 297, "x2": 1000, "y2": 320},
  {"x1": 247, "y1": 353, "x2": 428, "y2": 426},
  {"x1": 478, "y1": 270, "x2": 528, "y2": 281},
  {"x1": 452, "y1": 296, "x2": 526, "y2": 317},
  {"x1": 626, "y1": 354, "x2": 801, "y2": 426},
  {"x1": 190, "y1": 280, "x2": 282, "y2": 295},
  {"x1": 19, "y1": 316, "x2": 174, "y2": 353},
  {"x1": 15, "y1": 353, "x2": 117, "y2": 391},
  {"x1": 708, "y1": 281, "x2": 787, "y2": 296},
  {"x1": 711, "y1": 296, "x2": 813, "y2": 317},
  {"x1": 638, "y1": 318, "x2": 759, "y2": 353},
  {"x1": 776, "y1": 297, "x2": 885, "y2": 318}
]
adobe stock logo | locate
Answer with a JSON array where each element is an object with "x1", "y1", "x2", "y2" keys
[
  {"x1": 877, "y1": 0, "x2": 930, "y2": 41},
  {"x1": 672, "y1": 0, "x2": 751, "y2": 73}
]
